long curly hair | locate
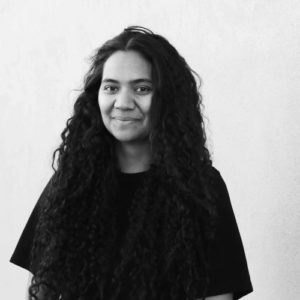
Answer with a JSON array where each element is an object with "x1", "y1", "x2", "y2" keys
[{"x1": 29, "y1": 26, "x2": 218, "y2": 300}]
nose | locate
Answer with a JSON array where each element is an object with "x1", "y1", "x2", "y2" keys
[{"x1": 114, "y1": 88, "x2": 135, "y2": 110}]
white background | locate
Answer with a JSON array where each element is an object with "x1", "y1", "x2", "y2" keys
[{"x1": 1, "y1": 0, "x2": 300, "y2": 299}]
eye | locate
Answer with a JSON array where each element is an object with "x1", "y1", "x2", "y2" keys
[
  {"x1": 103, "y1": 85, "x2": 119, "y2": 94},
  {"x1": 135, "y1": 86, "x2": 152, "y2": 95}
]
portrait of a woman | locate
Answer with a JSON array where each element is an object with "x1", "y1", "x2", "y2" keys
[{"x1": 10, "y1": 26, "x2": 253, "y2": 300}]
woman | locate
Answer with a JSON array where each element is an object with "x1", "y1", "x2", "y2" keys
[{"x1": 10, "y1": 26, "x2": 253, "y2": 299}]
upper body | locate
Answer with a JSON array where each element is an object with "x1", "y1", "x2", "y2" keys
[
  {"x1": 14, "y1": 167, "x2": 252, "y2": 299},
  {"x1": 10, "y1": 26, "x2": 253, "y2": 299}
]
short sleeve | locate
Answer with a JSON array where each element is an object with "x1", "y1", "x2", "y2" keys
[
  {"x1": 10, "y1": 178, "x2": 53, "y2": 274},
  {"x1": 204, "y1": 168, "x2": 253, "y2": 299}
]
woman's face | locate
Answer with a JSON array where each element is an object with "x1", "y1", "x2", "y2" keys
[{"x1": 98, "y1": 50, "x2": 153, "y2": 144}]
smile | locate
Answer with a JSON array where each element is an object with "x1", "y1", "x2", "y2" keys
[
  {"x1": 115, "y1": 119, "x2": 134, "y2": 123},
  {"x1": 113, "y1": 117, "x2": 139, "y2": 121},
  {"x1": 112, "y1": 118, "x2": 139, "y2": 126}
]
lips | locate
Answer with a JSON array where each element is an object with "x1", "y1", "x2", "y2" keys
[{"x1": 112, "y1": 116, "x2": 140, "y2": 121}]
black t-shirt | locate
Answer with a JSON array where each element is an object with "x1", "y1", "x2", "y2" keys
[{"x1": 10, "y1": 168, "x2": 253, "y2": 299}]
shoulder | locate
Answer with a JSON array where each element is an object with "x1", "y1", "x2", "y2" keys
[
  {"x1": 35, "y1": 175, "x2": 56, "y2": 211},
  {"x1": 210, "y1": 166, "x2": 225, "y2": 184},
  {"x1": 208, "y1": 166, "x2": 235, "y2": 224},
  {"x1": 205, "y1": 166, "x2": 229, "y2": 199}
]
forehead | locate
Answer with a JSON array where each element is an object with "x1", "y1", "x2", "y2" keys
[{"x1": 102, "y1": 50, "x2": 152, "y2": 81}]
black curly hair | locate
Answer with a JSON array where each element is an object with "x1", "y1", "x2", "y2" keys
[{"x1": 28, "y1": 26, "x2": 219, "y2": 300}]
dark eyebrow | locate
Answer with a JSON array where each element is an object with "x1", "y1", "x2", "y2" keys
[{"x1": 101, "y1": 78, "x2": 152, "y2": 84}]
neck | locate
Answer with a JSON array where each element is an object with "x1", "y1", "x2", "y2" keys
[{"x1": 115, "y1": 140, "x2": 151, "y2": 173}]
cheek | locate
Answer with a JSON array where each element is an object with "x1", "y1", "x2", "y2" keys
[
  {"x1": 141, "y1": 96, "x2": 152, "y2": 115},
  {"x1": 98, "y1": 96, "x2": 110, "y2": 117}
]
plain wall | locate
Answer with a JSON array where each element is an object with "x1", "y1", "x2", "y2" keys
[{"x1": 1, "y1": 0, "x2": 300, "y2": 299}]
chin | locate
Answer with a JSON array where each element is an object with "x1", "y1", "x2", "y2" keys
[
  {"x1": 112, "y1": 132, "x2": 149, "y2": 144},
  {"x1": 111, "y1": 132, "x2": 136, "y2": 142}
]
